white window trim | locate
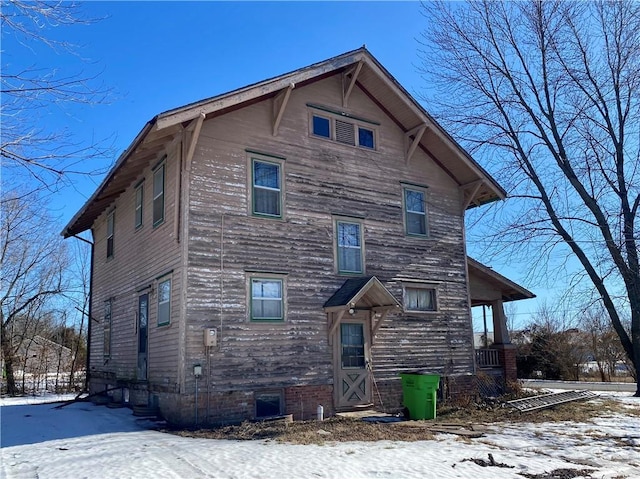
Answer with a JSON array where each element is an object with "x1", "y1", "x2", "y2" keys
[
  {"x1": 308, "y1": 109, "x2": 378, "y2": 151},
  {"x1": 247, "y1": 273, "x2": 287, "y2": 322},
  {"x1": 152, "y1": 160, "x2": 166, "y2": 228},
  {"x1": 247, "y1": 152, "x2": 285, "y2": 220},
  {"x1": 106, "y1": 210, "x2": 115, "y2": 259},
  {"x1": 402, "y1": 282, "x2": 439, "y2": 313},
  {"x1": 157, "y1": 275, "x2": 171, "y2": 326},
  {"x1": 333, "y1": 216, "x2": 365, "y2": 275},
  {"x1": 401, "y1": 184, "x2": 429, "y2": 238},
  {"x1": 135, "y1": 181, "x2": 144, "y2": 230}
]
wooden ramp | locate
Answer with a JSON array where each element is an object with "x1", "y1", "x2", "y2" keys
[{"x1": 506, "y1": 390, "x2": 598, "y2": 412}]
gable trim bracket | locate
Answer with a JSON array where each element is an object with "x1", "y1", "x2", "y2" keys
[
  {"x1": 342, "y1": 60, "x2": 364, "y2": 108},
  {"x1": 404, "y1": 123, "x2": 428, "y2": 165},
  {"x1": 272, "y1": 83, "x2": 295, "y2": 136},
  {"x1": 460, "y1": 179, "x2": 484, "y2": 212}
]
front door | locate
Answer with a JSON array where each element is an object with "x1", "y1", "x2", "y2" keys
[
  {"x1": 137, "y1": 293, "x2": 148, "y2": 380},
  {"x1": 334, "y1": 315, "x2": 371, "y2": 409}
]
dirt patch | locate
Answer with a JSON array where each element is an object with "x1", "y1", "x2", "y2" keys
[
  {"x1": 461, "y1": 453, "x2": 514, "y2": 468},
  {"x1": 518, "y1": 468, "x2": 596, "y2": 479}
]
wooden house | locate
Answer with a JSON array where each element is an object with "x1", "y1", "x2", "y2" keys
[{"x1": 63, "y1": 48, "x2": 533, "y2": 425}]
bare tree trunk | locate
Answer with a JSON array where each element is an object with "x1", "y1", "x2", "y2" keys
[{"x1": 0, "y1": 319, "x2": 17, "y2": 395}]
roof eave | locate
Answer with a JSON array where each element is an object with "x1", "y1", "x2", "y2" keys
[{"x1": 61, "y1": 117, "x2": 158, "y2": 238}]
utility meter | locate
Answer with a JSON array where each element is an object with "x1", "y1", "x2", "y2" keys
[{"x1": 204, "y1": 328, "x2": 217, "y2": 347}]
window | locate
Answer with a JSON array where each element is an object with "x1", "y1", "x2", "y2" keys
[
  {"x1": 403, "y1": 186, "x2": 428, "y2": 237},
  {"x1": 308, "y1": 107, "x2": 377, "y2": 150},
  {"x1": 135, "y1": 183, "x2": 144, "y2": 229},
  {"x1": 358, "y1": 127, "x2": 375, "y2": 149},
  {"x1": 336, "y1": 219, "x2": 363, "y2": 274},
  {"x1": 157, "y1": 277, "x2": 171, "y2": 326},
  {"x1": 404, "y1": 287, "x2": 437, "y2": 312},
  {"x1": 312, "y1": 115, "x2": 330, "y2": 138},
  {"x1": 106, "y1": 211, "x2": 115, "y2": 259},
  {"x1": 104, "y1": 299, "x2": 112, "y2": 357},
  {"x1": 341, "y1": 323, "x2": 365, "y2": 368},
  {"x1": 250, "y1": 278, "x2": 284, "y2": 321},
  {"x1": 255, "y1": 391, "x2": 283, "y2": 418},
  {"x1": 153, "y1": 163, "x2": 165, "y2": 227},
  {"x1": 251, "y1": 156, "x2": 282, "y2": 218}
]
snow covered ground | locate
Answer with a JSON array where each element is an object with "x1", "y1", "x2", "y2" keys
[{"x1": 1, "y1": 391, "x2": 639, "y2": 479}]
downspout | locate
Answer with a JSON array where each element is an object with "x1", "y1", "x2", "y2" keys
[{"x1": 69, "y1": 233, "x2": 94, "y2": 391}]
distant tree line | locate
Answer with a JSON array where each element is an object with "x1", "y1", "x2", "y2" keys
[{"x1": 514, "y1": 306, "x2": 633, "y2": 382}]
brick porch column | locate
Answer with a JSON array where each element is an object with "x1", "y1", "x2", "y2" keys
[{"x1": 494, "y1": 343, "x2": 517, "y2": 384}]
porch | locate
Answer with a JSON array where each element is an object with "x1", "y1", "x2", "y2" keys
[{"x1": 468, "y1": 257, "x2": 535, "y2": 389}]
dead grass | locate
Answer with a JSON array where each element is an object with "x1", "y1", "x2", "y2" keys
[
  {"x1": 165, "y1": 394, "x2": 638, "y2": 445},
  {"x1": 437, "y1": 396, "x2": 638, "y2": 424},
  {"x1": 167, "y1": 416, "x2": 435, "y2": 445}
]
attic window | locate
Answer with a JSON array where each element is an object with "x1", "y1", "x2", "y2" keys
[
  {"x1": 308, "y1": 106, "x2": 378, "y2": 150},
  {"x1": 312, "y1": 115, "x2": 331, "y2": 138}
]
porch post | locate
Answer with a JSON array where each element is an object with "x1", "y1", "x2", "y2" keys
[
  {"x1": 490, "y1": 299, "x2": 511, "y2": 345},
  {"x1": 491, "y1": 299, "x2": 517, "y2": 385}
]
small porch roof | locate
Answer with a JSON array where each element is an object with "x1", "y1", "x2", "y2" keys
[
  {"x1": 467, "y1": 257, "x2": 535, "y2": 306},
  {"x1": 323, "y1": 276, "x2": 401, "y2": 312}
]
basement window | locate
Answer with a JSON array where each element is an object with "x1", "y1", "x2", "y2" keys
[{"x1": 255, "y1": 391, "x2": 283, "y2": 418}]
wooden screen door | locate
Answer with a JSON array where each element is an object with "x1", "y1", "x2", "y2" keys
[
  {"x1": 137, "y1": 293, "x2": 148, "y2": 380},
  {"x1": 334, "y1": 316, "x2": 371, "y2": 409}
]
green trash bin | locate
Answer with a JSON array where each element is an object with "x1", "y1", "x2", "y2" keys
[{"x1": 400, "y1": 372, "x2": 440, "y2": 420}]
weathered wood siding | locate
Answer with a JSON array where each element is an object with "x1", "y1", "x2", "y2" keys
[
  {"x1": 90, "y1": 141, "x2": 183, "y2": 391},
  {"x1": 183, "y1": 73, "x2": 475, "y2": 396}
]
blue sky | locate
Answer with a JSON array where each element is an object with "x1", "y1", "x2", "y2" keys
[{"x1": 3, "y1": 1, "x2": 545, "y2": 329}]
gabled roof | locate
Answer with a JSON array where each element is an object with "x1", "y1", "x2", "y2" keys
[
  {"x1": 62, "y1": 47, "x2": 506, "y2": 238},
  {"x1": 467, "y1": 257, "x2": 536, "y2": 304},
  {"x1": 324, "y1": 276, "x2": 400, "y2": 310}
]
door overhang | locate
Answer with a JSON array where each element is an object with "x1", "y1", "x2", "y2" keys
[{"x1": 323, "y1": 276, "x2": 400, "y2": 344}]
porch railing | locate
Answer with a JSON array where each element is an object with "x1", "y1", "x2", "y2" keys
[{"x1": 475, "y1": 348, "x2": 501, "y2": 368}]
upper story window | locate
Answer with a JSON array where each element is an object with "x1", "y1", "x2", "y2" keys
[
  {"x1": 403, "y1": 185, "x2": 428, "y2": 237},
  {"x1": 249, "y1": 152, "x2": 284, "y2": 219},
  {"x1": 403, "y1": 285, "x2": 437, "y2": 312},
  {"x1": 153, "y1": 161, "x2": 165, "y2": 227},
  {"x1": 157, "y1": 276, "x2": 171, "y2": 326},
  {"x1": 312, "y1": 115, "x2": 331, "y2": 139},
  {"x1": 106, "y1": 210, "x2": 115, "y2": 259},
  {"x1": 308, "y1": 105, "x2": 378, "y2": 150},
  {"x1": 250, "y1": 277, "x2": 284, "y2": 321},
  {"x1": 335, "y1": 218, "x2": 364, "y2": 275},
  {"x1": 104, "y1": 298, "x2": 112, "y2": 357},
  {"x1": 135, "y1": 182, "x2": 144, "y2": 229}
]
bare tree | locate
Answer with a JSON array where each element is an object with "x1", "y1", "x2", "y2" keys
[
  {"x1": 582, "y1": 306, "x2": 629, "y2": 381},
  {"x1": 1, "y1": 0, "x2": 112, "y2": 194},
  {"x1": 420, "y1": 0, "x2": 640, "y2": 395},
  {"x1": 1, "y1": 191, "x2": 69, "y2": 395}
]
